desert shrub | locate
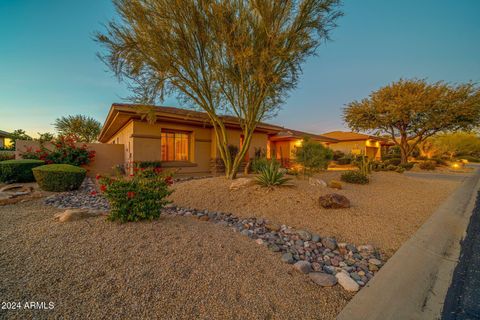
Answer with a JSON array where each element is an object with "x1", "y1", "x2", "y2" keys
[
  {"x1": 21, "y1": 135, "x2": 95, "y2": 166},
  {"x1": 99, "y1": 168, "x2": 173, "y2": 222},
  {"x1": 386, "y1": 164, "x2": 398, "y2": 171},
  {"x1": 135, "y1": 161, "x2": 162, "y2": 169},
  {"x1": 0, "y1": 153, "x2": 15, "y2": 161},
  {"x1": 431, "y1": 157, "x2": 447, "y2": 166},
  {"x1": 337, "y1": 156, "x2": 352, "y2": 165},
  {"x1": 256, "y1": 161, "x2": 291, "y2": 187},
  {"x1": 395, "y1": 167, "x2": 406, "y2": 173},
  {"x1": 371, "y1": 161, "x2": 386, "y2": 171},
  {"x1": 459, "y1": 155, "x2": 480, "y2": 163},
  {"x1": 399, "y1": 162, "x2": 414, "y2": 170},
  {"x1": 294, "y1": 138, "x2": 333, "y2": 177},
  {"x1": 419, "y1": 161, "x2": 436, "y2": 170},
  {"x1": 33, "y1": 164, "x2": 86, "y2": 192},
  {"x1": 332, "y1": 150, "x2": 345, "y2": 161},
  {"x1": 340, "y1": 171, "x2": 369, "y2": 184},
  {"x1": 416, "y1": 155, "x2": 429, "y2": 161},
  {"x1": 251, "y1": 157, "x2": 270, "y2": 173},
  {"x1": 384, "y1": 158, "x2": 401, "y2": 166},
  {"x1": 0, "y1": 159, "x2": 45, "y2": 183},
  {"x1": 353, "y1": 155, "x2": 372, "y2": 175}
]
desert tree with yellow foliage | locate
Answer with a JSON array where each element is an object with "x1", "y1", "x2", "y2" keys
[
  {"x1": 344, "y1": 79, "x2": 480, "y2": 164},
  {"x1": 96, "y1": 0, "x2": 342, "y2": 178}
]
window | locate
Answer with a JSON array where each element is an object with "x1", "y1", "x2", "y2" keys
[{"x1": 161, "y1": 131, "x2": 189, "y2": 161}]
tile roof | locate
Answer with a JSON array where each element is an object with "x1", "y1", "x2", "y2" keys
[{"x1": 321, "y1": 131, "x2": 387, "y2": 141}]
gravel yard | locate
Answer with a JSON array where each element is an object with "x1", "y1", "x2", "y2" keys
[
  {"x1": 170, "y1": 171, "x2": 462, "y2": 256},
  {"x1": 0, "y1": 200, "x2": 351, "y2": 320}
]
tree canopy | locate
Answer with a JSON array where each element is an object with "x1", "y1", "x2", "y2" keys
[
  {"x1": 344, "y1": 79, "x2": 480, "y2": 163},
  {"x1": 96, "y1": 0, "x2": 342, "y2": 178},
  {"x1": 54, "y1": 115, "x2": 101, "y2": 143}
]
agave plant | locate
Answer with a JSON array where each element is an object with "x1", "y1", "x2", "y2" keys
[{"x1": 256, "y1": 161, "x2": 291, "y2": 187}]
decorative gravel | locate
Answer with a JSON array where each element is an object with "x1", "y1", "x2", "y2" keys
[
  {"x1": 0, "y1": 200, "x2": 351, "y2": 319},
  {"x1": 170, "y1": 171, "x2": 461, "y2": 257}
]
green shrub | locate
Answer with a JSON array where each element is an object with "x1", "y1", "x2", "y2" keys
[
  {"x1": 294, "y1": 138, "x2": 333, "y2": 177},
  {"x1": 353, "y1": 155, "x2": 372, "y2": 175},
  {"x1": 100, "y1": 169, "x2": 173, "y2": 222},
  {"x1": 419, "y1": 161, "x2": 436, "y2": 170},
  {"x1": 0, "y1": 159, "x2": 45, "y2": 183},
  {"x1": 33, "y1": 164, "x2": 86, "y2": 191},
  {"x1": 337, "y1": 156, "x2": 352, "y2": 165},
  {"x1": 399, "y1": 162, "x2": 414, "y2": 170},
  {"x1": 340, "y1": 171, "x2": 369, "y2": 184},
  {"x1": 384, "y1": 158, "x2": 401, "y2": 166},
  {"x1": 256, "y1": 161, "x2": 291, "y2": 187},
  {"x1": 332, "y1": 150, "x2": 345, "y2": 161}
]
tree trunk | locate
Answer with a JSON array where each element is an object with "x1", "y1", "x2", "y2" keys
[{"x1": 399, "y1": 137, "x2": 410, "y2": 165}]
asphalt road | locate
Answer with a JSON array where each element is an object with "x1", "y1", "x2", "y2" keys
[{"x1": 442, "y1": 191, "x2": 480, "y2": 320}]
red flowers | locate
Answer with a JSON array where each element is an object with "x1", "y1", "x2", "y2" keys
[
  {"x1": 96, "y1": 174, "x2": 102, "y2": 180},
  {"x1": 90, "y1": 191, "x2": 98, "y2": 196},
  {"x1": 154, "y1": 167, "x2": 162, "y2": 174},
  {"x1": 164, "y1": 176, "x2": 173, "y2": 186},
  {"x1": 100, "y1": 184, "x2": 107, "y2": 192},
  {"x1": 127, "y1": 191, "x2": 136, "y2": 199}
]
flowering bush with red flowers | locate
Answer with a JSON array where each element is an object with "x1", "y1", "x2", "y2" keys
[
  {"x1": 98, "y1": 167, "x2": 173, "y2": 222},
  {"x1": 21, "y1": 135, "x2": 95, "y2": 166}
]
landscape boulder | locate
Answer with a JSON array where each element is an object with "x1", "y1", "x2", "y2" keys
[
  {"x1": 309, "y1": 272, "x2": 338, "y2": 287},
  {"x1": 335, "y1": 272, "x2": 360, "y2": 292},
  {"x1": 319, "y1": 193, "x2": 350, "y2": 209},
  {"x1": 54, "y1": 208, "x2": 107, "y2": 223},
  {"x1": 229, "y1": 178, "x2": 255, "y2": 191},
  {"x1": 293, "y1": 261, "x2": 312, "y2": 274},
  {"x1": 309, "y1": 178, "x2": 327, "y2": 187}
]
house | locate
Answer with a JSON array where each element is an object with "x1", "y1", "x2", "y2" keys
[
  {"x1": 98, "y1": 103, "x2": 285, "y2": 175},
  {"x1": 268, "y1": 129, "x2": 338, "y2": 167},
  {"x1": 0, "y1": 130, "x2": 12, "y2": 149},
  {"x1": 321, "y1": 131, "x2": 390, "y2": 160}
]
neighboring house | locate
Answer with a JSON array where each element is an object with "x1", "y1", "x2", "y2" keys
[
  {"x1": 321, "y1": 131, "x2": 390, "y2": 160},
  {"x1": 98, "y1": 104, "x2": 285, "y2": 175},
  {"x1": 0, "y1": 130, "x2": 12, "y2": 149},
  {"x1": 268, "y1": 129, "x2": 338, "y2": 167}
]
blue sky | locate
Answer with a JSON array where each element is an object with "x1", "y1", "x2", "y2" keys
[{"x1": 1, "y1": 0, "x2": 479, "y2": 137}]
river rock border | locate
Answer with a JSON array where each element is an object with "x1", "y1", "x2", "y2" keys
[{"x1": 43, "y1": 178, "x2": 385, "y2": 292}]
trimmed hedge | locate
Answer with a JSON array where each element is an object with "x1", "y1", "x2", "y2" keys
[
  {"x1": 0, "y1": 159, "x2": 45, "y2": 183},
  {"x1": 33, "y1": 164, "x2": 86, "y2": 192}
]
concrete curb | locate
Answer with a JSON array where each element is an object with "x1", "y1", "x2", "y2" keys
[{"x1": 337, "y1": 166, "x2": 480, "y2": 320}]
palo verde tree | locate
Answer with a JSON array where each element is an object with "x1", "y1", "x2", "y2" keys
[
  {"x1": 54, "y1": 115, "x2": 102, "y2": 143},
  {"x1": 344, "y1": 79, "x2": 480, "y2": 164},
  {"x1": 96, "y1": 0, "x2": 342, "y2": 179}
]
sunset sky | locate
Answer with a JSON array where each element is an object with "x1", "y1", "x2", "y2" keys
[{"x1": 1, "y1": 0, "x2": 479, "y2": 137}]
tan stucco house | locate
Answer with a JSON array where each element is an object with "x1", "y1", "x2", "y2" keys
[
  {"x1": 321, "y1": 131, "x2": 390, "y2": 160},
  {"x1": 98, "y1": 104, "x2": 389, "y2": 175},
  {"x1": 98, "y1": 104, "x2": 286, "y2": 175}
]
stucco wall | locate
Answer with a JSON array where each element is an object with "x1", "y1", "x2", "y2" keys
[
  {"x1": 107, "y1": 120, "x2": 134, "y2": 165},
  {"x1": 130, "y1": 120, "x2": 212, "y2": 174},
  {"x1": 15, "y1": 140, "x2": 124, "y2": 176},
  {"x1": 328, "y1": 140, "x2": 381, "y2": 159}
]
